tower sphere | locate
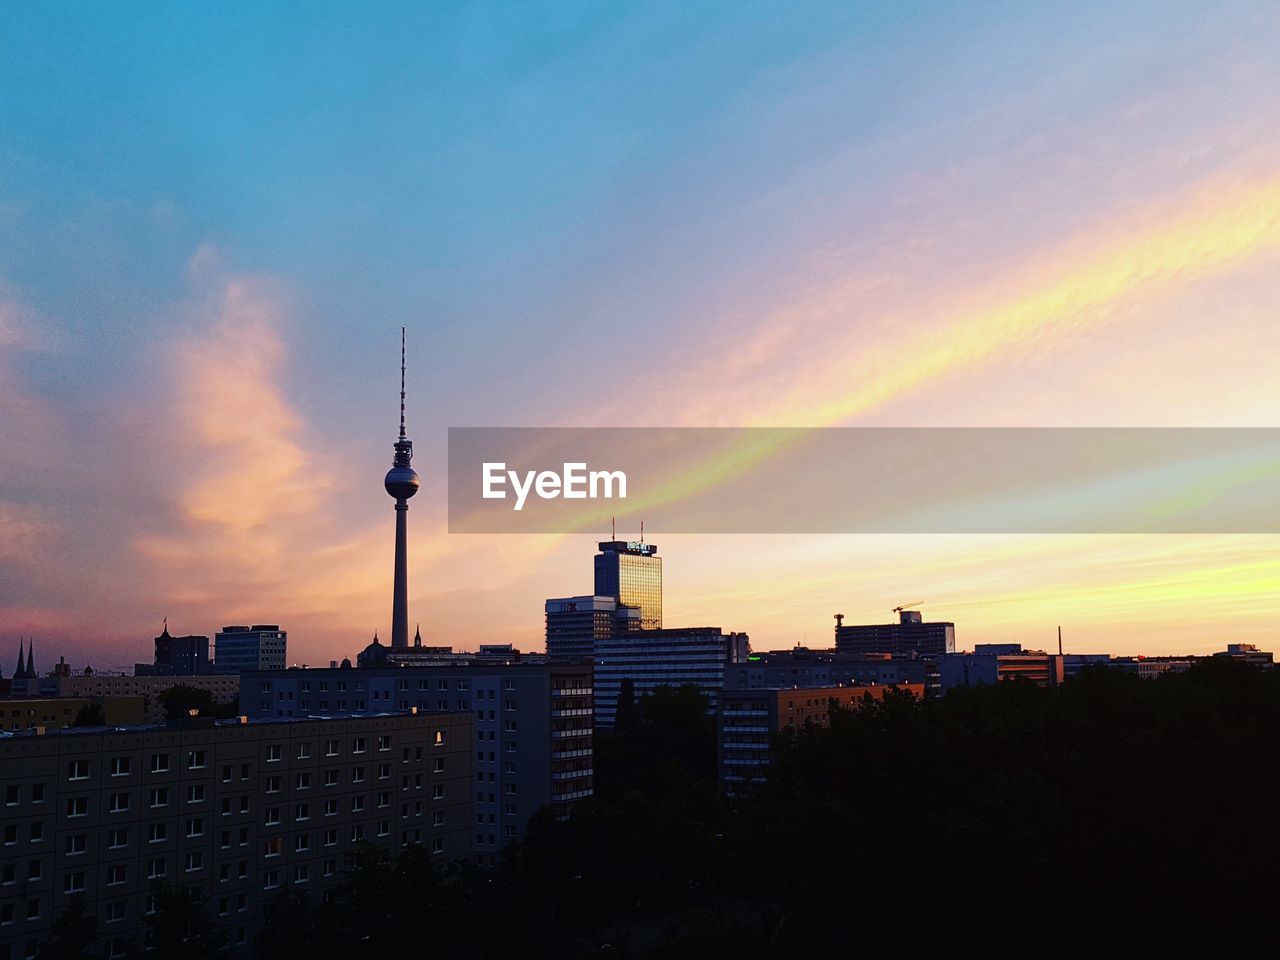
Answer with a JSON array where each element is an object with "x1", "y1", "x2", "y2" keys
[{"x1": 385, "y1": 462, "x2": 420, "y2": 500}]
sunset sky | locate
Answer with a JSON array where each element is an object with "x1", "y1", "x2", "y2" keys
[{"x1": 2, "y1": 2, "x2": 1279, "y2": 671}]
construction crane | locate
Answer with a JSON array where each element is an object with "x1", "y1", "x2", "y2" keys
[{"x1": 892, "y1": 601, "x2": 923, "y2": 614}]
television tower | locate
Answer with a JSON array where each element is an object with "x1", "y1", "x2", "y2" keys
[{"x1": 384, "y1": 327, "x2": 420, "y2": 649}]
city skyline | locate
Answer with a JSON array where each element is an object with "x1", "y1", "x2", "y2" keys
[{"x1": 3, "y1": 2, "x2": 1280, "y2": 669}]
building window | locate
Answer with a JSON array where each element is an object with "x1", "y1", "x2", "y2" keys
[
  {"x1": 63, "y1": 872, "x2": 86, "y2": 894},
  {"x1": 149, "y1": 787, "x2": 168, "y2": 808},
  {"x1": 352, "y1": 737, "x2": 367, "y2": 754},
  {"x1": 107, "y1": 864, "x2": 127, "y2": 886},
  {"x1": 187, "y1": 750, "x2": 206, "y2": 770},
  {"x1": 186, "y1": 818, "x2": 204, "y2": 838},
  {"x1": 109, "y1": 793, "x2": 129, "y2": 813},
  {"x1": 148, "y1": 823, "x2": 167, "y2": 844},
  {"x1": 150, "y1": 753, "x2": 170, "y2": 773},
  {"x1": 107, "y1": 828, "x2": 128, "y2": 849},
  {"x1": 296, "y1": 743, "x2": 312, "y2": 760},
  {"x1": 187, "y1": 784, "x2": 205, "y2": 804},
  {"x1": 146, "y1": 858, "x2": 166, "y2": 880},
  {"x1": 110, "y1": 757, "x2": 131, "y2": 777},
  {"x1": 67, "y1": 760, "x2": 89, "y2": 781},
  {"x1": 267, "y1": 744, "x2": 282, "y2": 763},
  {"x1": 185, "y1": 852, "x2": 203, "y2": 873},
  {"x1": 65, "y1": 797, "x2": 88, "y2": 818}
]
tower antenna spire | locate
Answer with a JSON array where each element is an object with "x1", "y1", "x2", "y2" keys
[{"x1": 385, "y1": 326, "x2": 420, "y2": 650}]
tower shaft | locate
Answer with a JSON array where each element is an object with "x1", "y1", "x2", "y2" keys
[{"x1": 391, "y1": 500, "x2": 409, "y2": 648}]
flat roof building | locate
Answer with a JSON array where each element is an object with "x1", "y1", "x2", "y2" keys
[
  {"x1": 0, "y1": 709, "x2": 472, "y2": 957},
  {"x1": 594, "y1": 626, "x2": 750, "y2": 728},
  {"x1": 215, "y1": 626, "x2": 287, "y2": 673},
  {"x1": 241, "y1": 663, "x2": 593, "y2": 853},
  {"x1": 594, "y1": 540, "x2": 662, "y2": 629},
  {"x1": 834, "y1": 609, "x2": 955, "y2": 658}
]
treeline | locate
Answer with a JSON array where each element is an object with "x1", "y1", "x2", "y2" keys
[{"x1": 38, "y1": 661, "x2": 1280, "y2": 957}]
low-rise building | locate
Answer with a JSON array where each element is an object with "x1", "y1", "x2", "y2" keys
[
  {"x1": 0, "y1": 697, "x2": 145, "y2": 731},
  {"x1": 936, "y1": 645, "x2": 1065, "y2": 692},
  {"x1": 54, "y1": 675, "x2": 241, "y2": 724}
]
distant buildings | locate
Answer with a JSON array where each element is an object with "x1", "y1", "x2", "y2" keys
[
  {"x1": 725, "y1": 647, "x2": 934, "y2": 693},
  {"x1": 242, "y1": 663, "x2": 594, "y2": 853},
  {"x1": 718, "y1": 683, "x2": 924, "y2": 796},
  {"x1": 1217, "y1": 642, "x2": 1275, "y2": 669},
  {"x1": 0, "y1": 709, "x2": 472, "y2": 957},
  {"x1": 0, "y1": 696, "x2": 145, "y2": 731},
  {"x1": 215, "y1": 625, "x2": 287, "y2": 673},
  {"x1": 936, "y1": 644, "x2": 1065, "y2": 692},
  {"x1": 594, "y1": 539, "x2": 662, "y2": 629},
  {"x1": 834, "y1": 609, "x2": 955, "y2": 658},
  {"x1": 55, "y1": 674, "x2": 242, "y2": 725},
  {"x1": 594, "y1": 627, "x2": 750, "y2": 727},
  {"x1": 135, "y1": 624, "x2": 212, "y2": 677},
  {"x1": 545, "y1": 595, "x2": 640, "y2": 663}
]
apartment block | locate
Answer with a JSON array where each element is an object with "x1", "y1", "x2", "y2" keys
[
  {"x1": 0, "y1": 710, "x2": 471, "y2": 959},
  {"x1": 54, "y1": 675, "x2": 241, "y2": 724},
  {"x1": 240, "y1": 663, "x2": 593, "y2": 859}
]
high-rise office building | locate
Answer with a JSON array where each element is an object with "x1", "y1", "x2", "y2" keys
[
  {"x1": 834, "y1": 609, "x2": 955, "y2": 658},
  {"x1": 594, "y1": 540, "x2": 662, "y2": 629},
  {"x1": 593, "y1": 627, "x2": 749, "y2": 727},
  {"x1": 544, "y1": 595, "x2": 641, "y2": 662},
  {"x1": 215, "y1": 625, "x2": 288, "y2": 673}
]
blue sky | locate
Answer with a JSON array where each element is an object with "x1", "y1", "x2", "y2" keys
[{"x1": 2, "y1": 2, "x2": 1279, "y2": 667}]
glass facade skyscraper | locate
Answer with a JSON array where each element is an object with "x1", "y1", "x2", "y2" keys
[{"x1": 594, "y1": 540, "x2": 662, "y2": 629}]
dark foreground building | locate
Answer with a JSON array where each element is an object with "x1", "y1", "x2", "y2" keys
[
  {"x1": 242, "y1": 663, "x2": 594, "y2": 858},
  {"x1": 0, "y1": 710, "x2": 471, "y2": 958}
]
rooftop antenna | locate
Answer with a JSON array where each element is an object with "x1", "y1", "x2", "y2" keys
[
  {"x1": 1057, "y1": 625, "x2": 1063, "y2": 657},
  {"x1": 399, "y1": 326, "x2": 407, "y2": 440},
  {"x1": 640, "y1": 520, "x2": 644, "y2": 544},
  {"x1": 611, "y1": 515, "x2": 615, "y2": 541}
]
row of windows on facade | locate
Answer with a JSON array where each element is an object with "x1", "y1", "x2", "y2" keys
[
  {"x1": 4, "y1": 799, "x2": 454, "y2": 879},
  {"x1": 41, "y1": 733, "x2": 448, "y2": 784},
  {"x1": 1, "y1": 834, "x2": 451, "y2": 951},
  {"x1": 3, "y1": 777, "x2": 459, "y2": 849},
  {"x1": 263, "y1": 678, "x2": 523, "y2": 694}
]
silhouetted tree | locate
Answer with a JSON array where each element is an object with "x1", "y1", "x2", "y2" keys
[
  {"x1": 71, "y1": 703, "x2": 105, "y2": 727},
  {"x1": 156, "y1": 685, "x2": 234, "y2": 720},
  {"x1": 37, "y1": 895, "x2": 98, "y2": 960},
  {"x1": 128, "y1": 881, "x2": 226, "y2": 959},
  {"x1": 615, "y1": 677, "x2": 640, "y2": 732}
]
